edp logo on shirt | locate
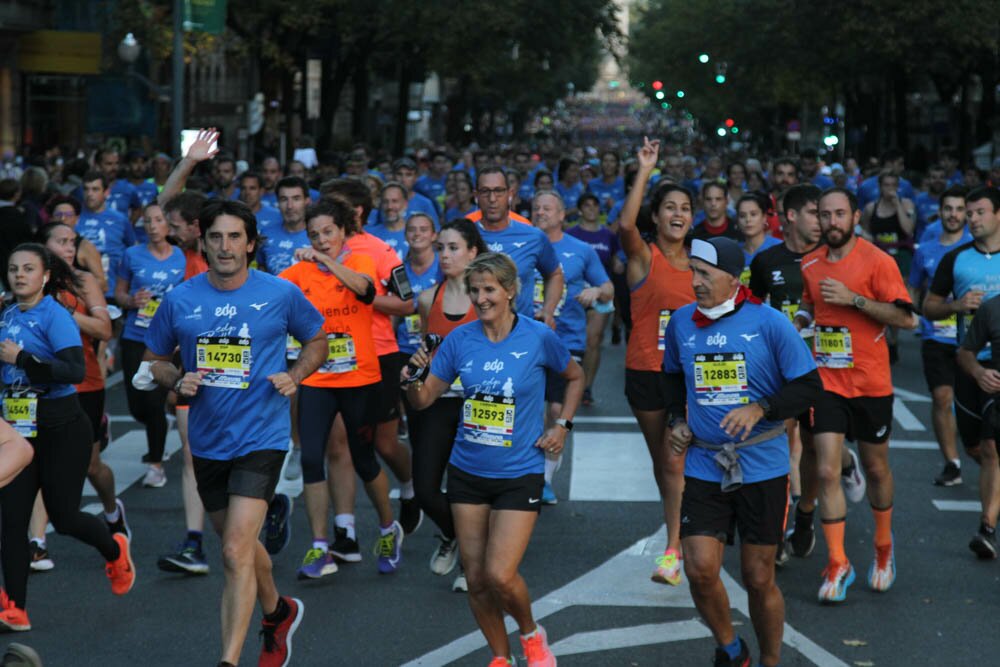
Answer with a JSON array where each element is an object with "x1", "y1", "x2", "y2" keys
[
  {"x1": 483, "y1": 359, "x2": 505, "y2": 372},
  {"x1": 706, "y1": 333, "x2": 728, "y2": 347},
  {"x1": 215, "y1": 304, "x2": 237, "y2": 318}
]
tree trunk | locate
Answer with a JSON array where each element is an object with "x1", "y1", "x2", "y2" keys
[
  {"x1": 318, "y1": 54, "x2": 351, "y2": 152},
  {"x1": 351, "y1": 59, "x2": 370, "y2": 143},
  {"x1": 394, "y1": 61, "x2": 411, "y2": 155}
]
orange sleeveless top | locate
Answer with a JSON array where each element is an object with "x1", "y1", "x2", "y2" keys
[
  {"x1": 59, "y1": 290, "x2": 104, "y2": 393},
  {"x1": 626, "y1": 243, "x2": 696, "y2": 371},
  {"x1": 426, "y1": 283, "x2": 477, "y2": 338}
]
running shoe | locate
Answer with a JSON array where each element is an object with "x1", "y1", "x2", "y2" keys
[
  {"x1": 106, "y1": 498, "x2": 132, "y2": 540},
  {"x1": 712, "y1": 637, "x2": 750, "y2": 667},
  {"x1": 142, "y1": 465, "x2": 167, "y2": 488},
  {"x1": 969, "y1": 523, "x2": 998, "y2": 560},
  {"x1": 157, "y1": 541, "x2": 210, "y2": 574},
  {"x1": 374, "y1": 521, "x2": 403, "y2": 574},
  {"x1": 263, "y1": 493, "x2": 293, "y2": 555},
  {"x1": 429, "y1": 535, "x2": 460, "y2": 575},
  {"x1": 868, "y1": 541, "x2": 895, "y2": 592},
  {"x1": 541, "y1": 482, "x2": 557, "y2": 505},
  {"x1": 0, "y1": 590, "x2": 30, "y2": 632},
  {"x1": 488, "y1": 657, "x2": 516, "y2": 667},
  {"x1": 399, "y1": 496, "x2": 424, "y2": 535},
  {"x1": 453, "y1": 566, "x2": 468, "y2": 592},
  {"x1": 651, "y1": 548, "x2": 682, "y2": 585},
  {"x1": 28, "y1": 541, "x2": 53, "y2": 572},
  {"x1": 283, "y1": 447, "x2": 302, "y2": 481},
  {"x1": 1, "y1": 643, "x2": 42, "y2": 666},
  {"x1": 106, "y1": 533, "x2": 136, "y2": 595},
  {"x1": 581, "y1": 388, "x2": 594, "y2": 407},
  {"x1": 788, "y1": 507, "x2": 816, "y2": 558},
  {"x1": 520, "y1": 624, "x2": 556, "y2": 667},
  {"x1": 817, "y1": 561, "x2": 855, "y2": 603},
  {"x1": 258, "y1": 596, "x2": 303, "y2": 667},
  {"x1": 297, "y1": 548, "x2": 338, "y2": 580},
  {"x1": 841, "y1": 449, "x2": 866, "y2": 503},
  {"x1": 934, "y1": 461, "x2": 962, "y2": 487},
  {"x1": 330, "y1": 527, "x2": 361, "y2": 563},
  {"x1": 775, "y1": 538, "x2": 790, "y2": 568}
]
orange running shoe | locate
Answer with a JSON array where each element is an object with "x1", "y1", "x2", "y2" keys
[
  {"x1": 651, "y1": 548, "x2": 683, "y2": 586},
  {"x1": 0, "y1": 589, "x2": 30, "y2": 632},
  {"x1": 520, "y1": 624, "x2": 556, "y2": 667},
  {"x1": 106, "y1": 533, "x2": 136, "y2": 595}
]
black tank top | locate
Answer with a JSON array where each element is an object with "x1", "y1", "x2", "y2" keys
[{"x1": 871, "y1": 205, "x2": 910, "y2": 253}]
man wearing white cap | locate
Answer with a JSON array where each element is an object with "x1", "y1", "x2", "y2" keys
[{"x1": 662, "y1": 237, "x2": 821, "y2": 667}]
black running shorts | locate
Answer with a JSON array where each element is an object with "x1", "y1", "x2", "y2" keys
[
  {"x1": 799, "y1": 391, "x2": 893, "y2": 444},
  {"x1": 921, "y1": 339, "x2": 957, "y2": 392},
  {"x1": 370, "y1": 352, "x2": 406, "y2": 424},
  {"x1": 624, "y1": 368, "x2": 670, "y2": 412},
  {"x1": 446, "y1": 464, "x2": 544, "y2": 513},
  {"x1": 544, "y1": 351, "x2": 583, "y2": 403},
  {"x1": 193, "y1": 449, "x2": 286, "y2": 513},
  {"x1": 680, "y1": 475, "x2": 789, "y2": 546}
]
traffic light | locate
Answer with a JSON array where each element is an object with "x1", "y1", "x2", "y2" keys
[
  {"x1": 724, "y1": 118, "x2": 735, "y2": 128},
  {"x1": 699, "y1": 53, "x2": 710, "y2": 64},
  {"x1": 676, "y1": 90, "x2": 685, "y2": 98},
  {"x1": 661, "y1": 102, "x2": 670, "y2": 109},
  {"x1": 715, "y1": 74, "x2": 726, "y2": 84},
  {"x1": 652, "y1": 80, "x2": 663, "y2": 91},
  {"x1": 655, "y1": 91, "x2": 665, "y2": 100},
  {"x1": 731, "y1": 126, "x2": 739, "y2": 134},
  {"x1": 716, "y1": 127, "x2": 727, "y2": 137}
]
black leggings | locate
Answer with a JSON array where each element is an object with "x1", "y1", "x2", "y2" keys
[
  {"x1": 121, "y1": 337, "x2": 168, "y2": 463},
  {"x1": 298, "y1": 383, "x2": 380, "y2": 484},
  {"x1": 0, "y1": 395, "x2": 119, "y2": 608},
  {"x1": 407, "y1": 396, "x2": 462, "y2": 540}
]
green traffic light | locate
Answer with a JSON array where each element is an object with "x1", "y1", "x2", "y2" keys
[
  {"x1": 699, "y1": 54, "x2": 710, "y2": 64},
  {"x1": 661, "y1": 102, "x2": 669, "y2": 109},
  {"x1": 676, "y1": 90, "x2": 685, "y2": 98},
  {"x1": 715, "y1": 74, "x2": 726, "y2": 84},
  {"x1": 731, "y1": 126, "x2": 739, "y2": 134}
]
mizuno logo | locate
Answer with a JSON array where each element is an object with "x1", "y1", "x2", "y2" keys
[
  {"x1": 740, "y1": 333, "x2": 759, "y2": 342},
  {"x1": 510, "y1": 351, "x2": 528, "y2": 359},
  {"x1": 249, "y1": 302, "x2": 268, "y2": 311},
  {"x1": 561, "y1": 252, "x2": 575, "y2": 258},
  {"x1": 511, "y1": 242, "x2": 527, "y2": 248}
]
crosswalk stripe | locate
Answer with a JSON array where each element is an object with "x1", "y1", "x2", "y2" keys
[{"x1": 932, "y1": 500, "x2": 980, "y2": 512}]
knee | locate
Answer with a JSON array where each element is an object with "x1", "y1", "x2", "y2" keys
[
  {"x1": 664, "y1": 451, "x2": 685, "y2": 475},
  {"x1": 980, "y1": 441, "x2": 998, "y2": 463},
  {"x1": 741, "y1": 559, "x2": 775, "y2": 593},
  {"x1": 221, "y1": 540, "x2": 256, "y2": 574},
  {"x1": 931, "y1": 389, "x2": 953, "y2": 411},
  {"x1": 861, "y1": 455, "x2": 891, "y2": 484},
  {"x1": 816, "y1": 460, "x2": 841, "y2": 487},
  {"x1": 683, "y1": 553, "x2": 719, "y2": 589},
  {"x1": 486, "y1": 566, "x2": 518, "y2": 596}
]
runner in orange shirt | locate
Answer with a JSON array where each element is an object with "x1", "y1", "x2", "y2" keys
[
  {"x1": 621, "y1": 137, "x2": 696, "y2": 586},
  {"x1": 280, "y1": 197, "x2": 403, "y2": 577},
  {"x1": 795, "y1": 188, "x2": 918, "y2": 603}
]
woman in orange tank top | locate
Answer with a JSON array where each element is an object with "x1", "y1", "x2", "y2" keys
[
  {"x1": 409, "y1": 218, "x2": 486, "y2": 587},
  {"x1": 619, "y1": 138, "x2": 696, "y2": 585},
  {"x1": 30, "y1": 222, "x2": 129, "y2": 569}
]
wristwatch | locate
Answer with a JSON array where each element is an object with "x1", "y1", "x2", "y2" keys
[
  {"x1": 555, "y1": 418, "x2": 574, "y2": 431},
  {"x1": 757, "y1": 397, "x2": 772, "y2": 420},
  {"x1": 173, "y1": 377, "x2": 185, "y2": 394},
  {"x1": 852, "y1": 294, "x2": 867, "y2": 310}
]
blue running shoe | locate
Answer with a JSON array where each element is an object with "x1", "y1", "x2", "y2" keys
[
  {"x1": 297, "y1": 548, "x2": 338, "y2": 580},
  {"x1": 818, "y1": 562, "x2": 855, "y2": 603},
  {"x1": 374, "y1": 521, "x2": 403, "y2": 574},
  {"x1": 541, "y1": 482, "x2": 557, "y2": 505}
]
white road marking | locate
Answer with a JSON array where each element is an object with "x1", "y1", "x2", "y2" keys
[
  {"x1": 932, "y1": 500, "x2": 980, "y2": 512},
  {"x1": 893, "y1": 386, "x2": 931, "y2": 403},
  {"x1": 574, "y1": 416, "x2": 636, "y2": 425},
  {"x1": 549, "y1": 619, "x2": 712, "y2": 656},
  {"x1": 890, "y1": 440, "x2": 939, "y2": 450},
  {"x1": 106, "y1": 370, "x2": 123, "y2": 388},
  {"x1": 893, "y1": 397, "x2": 926, "y2": 431},
  {"x1": 401, "y1": 527, "x2": 849, "y2": 666},
  {"x1": 570, "y1": 432, "x2": 660, "y2": 501}
]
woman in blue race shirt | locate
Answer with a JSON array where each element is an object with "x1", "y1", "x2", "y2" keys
[
  {"x1": 0, "y1": 244, "x2": 134, "y2": 632},
  {"x1": 403, "y1": 252, "x2": 583, "y2": 667},
  {"x1": 114, "y1": 203, "x2": 186, "y2": 487}
]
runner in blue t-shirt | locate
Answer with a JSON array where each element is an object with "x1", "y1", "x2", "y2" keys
[
  {"x1": 907, "y1": 186, "x2": 970, "y2": 487},
  {"x1": 402, "y1": 252, "x2": 582, "y2": 666},
  {"x1": 396, "y1": 213, "x2": 441, "y2": 354},
  {"x1": 77, "y1": 171, "x2": 137, "y2": 298},
  {"x1": 532, "y1": 191, "x2": 612, "y2": 503},
  {"x1": 587, "y1": 151, "x2": 626, "y2": 213},
  {"x1": 238, "y1": 171, "x2": 282, "y2": 232},
  {"x1": 0, "y1": 243, "x2": 137, "y2": 629},
  {"x1": 473, "y1": 168, "x2": 563, "y2": 321},
  {"x1": 140, "y1": 199, "x2": 325, "y2": 667},
  {"x1": 663, "y1": 237, "x2": 820, "y2": 667},
  {"x1": 114, "y1": 203, "x2": 187, "y2": 486},
  {"x1": 256, "y1": 177, "x2": 311, "y2": 275},
  {"x1": 368, "y1": 183, "x2": 410, "y2": 261}
]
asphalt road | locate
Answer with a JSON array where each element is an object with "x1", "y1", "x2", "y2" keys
[{"x1": 10, "y1": 328, "x2": 1000, "y2": 666}]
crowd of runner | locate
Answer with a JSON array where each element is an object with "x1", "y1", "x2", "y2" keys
[{"x1": 0, "y1": 128, "x2": 998, "y2": 667}]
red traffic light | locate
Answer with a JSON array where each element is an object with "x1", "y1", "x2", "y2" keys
[
  {"x1": 724, "y1": 118, "x2": 735, "y2": 128},
  {"x1": 652, "y1": 80, "x2": 663, "y2": 91}
]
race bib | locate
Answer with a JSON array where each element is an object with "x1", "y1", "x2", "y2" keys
[
  {"x1": 319, "y1": 333, "x2": 358, "y2": 374},
  {"x1": 463, "y1": 392, "x2": 516, "y2": 447},
  {"x1": 533, "y1": 279, "x2": 545, "y2": 311},
  {"x1": 780, "y1": 300, "x2": 798, "y2": 323},
  {"x1": 657, "y1": 309, "x2": 672, "y2": 351},
  {"x1": 286, "y1": 334, "x2": 302, "y2": 360},
  {"x1": 135, "y1": 297, "x2": 161, "y2": 329},
  {"x1": 932, "y1": 313, "x2": 958, "y2": 340},
  {"x1": 403, "y1": 314, "x2": 422, "y2": 347},
  {"x1": 693, "y1": 353, "x2": 749, "y2": 406},
  {"x1": 875, "y1": 232, "x2": 900, "y2": 255},
  {"x1": 2, "y1": 393, "x2": 37, "y2": 438},
  {"x1": 814, "y1": 326, "x2": 854, "y2": 368},
  {"x1": 196, "y1": 336, "x2": 251, "y2": 388},
  {"x1": 739, "y1": 266, "x2": 751, "y2": 287}
]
